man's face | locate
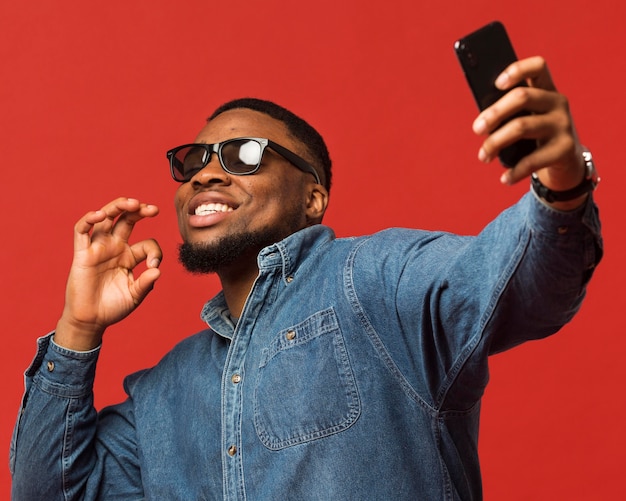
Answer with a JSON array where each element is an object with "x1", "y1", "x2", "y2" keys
[{"x1": 175, "y1": 108, "x2": 324, "y2": 273}]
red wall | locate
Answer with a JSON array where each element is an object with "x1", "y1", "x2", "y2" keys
[{"x1": 1, "y1": 1, "x2": 623, "y2": 498}]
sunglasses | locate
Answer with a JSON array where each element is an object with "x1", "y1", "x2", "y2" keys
[{"x1": 166, "y1": 137, "x2": 321, "y2": 185}]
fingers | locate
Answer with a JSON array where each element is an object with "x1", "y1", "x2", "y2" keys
[
  {"x1": 125, "y1": 239, "x2": 163, "y2": 306},
  {"x1": 472, "y1": 56, "x2": 577, "y2": 183},
  {"x1": 495, "y1": 56, "x2": 556, "y2": 92},
  {"x1": 129, "y1": 239, "x2": 163, "y2": 270},
  {"x1": 109, "y1": 201, "x2": 159, "y2": 242},
  {"x1": 502, "y1": 135, "x2": 577, "y2": 185},
  {"x1": 74, "y1": 209, "x2": 108, "y2": 251},
  {"x1": 473, "y1": 86, "x2": 568, "y2": 137},
  {"x1": 74, "y1": 198, "x2": 159, "y2": 251},
  {"x1": 476, "y1": 105, "x2": 570, "y2": 164},
  {"x1": 130, "y1": 267, "x2": 162, "y2": 306}
]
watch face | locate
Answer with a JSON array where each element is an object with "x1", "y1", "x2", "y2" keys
[{"x1": 582, "y1": 149, "x2": 600, "y2": 186}]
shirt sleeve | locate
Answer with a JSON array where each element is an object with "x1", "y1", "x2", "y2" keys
[
  {"x1": 350, "y1": 191, "x2": 602, "y2": 411},
  {"x1": 439, "y1": 191, "x2": 602, "y2": 408},
  {"x1": 487, "y1": 190, "x2": 602, "y2": 352},
  {"x1": 10, "y1": 333, "x2": 143, "y2": 500}
]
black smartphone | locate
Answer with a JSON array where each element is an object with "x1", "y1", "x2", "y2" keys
[{"x1": 454, "y1": 21, "x2": 536, "y2": 167}]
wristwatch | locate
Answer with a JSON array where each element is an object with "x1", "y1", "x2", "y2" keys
[{"x1": 531, "y1": 148, "x2": 600, "y2": 203}]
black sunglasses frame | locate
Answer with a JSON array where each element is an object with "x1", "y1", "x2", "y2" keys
[{"x1": 166, "y1": 137, "x2": 321, "y2": 185}]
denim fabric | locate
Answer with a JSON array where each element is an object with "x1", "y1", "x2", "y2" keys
[{"x1": 11, "y1": 192, "x2": 602, "y2": 500}]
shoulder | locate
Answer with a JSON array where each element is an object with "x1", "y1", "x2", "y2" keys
[{"x1": 349, "y1": 227, "x2": 470, "y2": 265}]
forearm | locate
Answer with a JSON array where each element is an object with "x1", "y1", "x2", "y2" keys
[
  {"x1": 488, "y1": 190, "x2": 602, "y2": 352},
  {"x1": 10, "y1": 334, "x2": 100, "y2": 500}
]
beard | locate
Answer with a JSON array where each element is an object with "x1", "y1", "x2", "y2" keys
[
  {"x1": 178, "y1": 213, "x2": 305, "y2": 274},
  {"x1": 178, "y1": 232, "x2": 264, "y2": 274}
]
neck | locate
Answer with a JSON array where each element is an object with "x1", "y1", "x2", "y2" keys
[{"x1": 217, "y1": 254, "x2": 260, "y2": 319}]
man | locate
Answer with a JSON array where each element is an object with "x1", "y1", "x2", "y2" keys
[{"x1": 10, "y1": 57, "x2": 602, "y2": 499}]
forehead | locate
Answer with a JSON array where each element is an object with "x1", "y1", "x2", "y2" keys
[{"x1": 194, "y1": 108, "x2": 292, "y2": 146}]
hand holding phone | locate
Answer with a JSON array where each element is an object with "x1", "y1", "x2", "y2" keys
[{"x1": 454, "y1": 21, "x2": 537, "y2": 167}]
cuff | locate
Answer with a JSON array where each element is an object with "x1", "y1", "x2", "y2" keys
[
  {"x1": 25, "y1": 332, "x2": 101, "y2": 398},
  {"x1": 526, "y1": 190, "x2": 603, "y2": 272},
  {"x1": 527, "y1": 190, "x2": 601, "y2": 238}
]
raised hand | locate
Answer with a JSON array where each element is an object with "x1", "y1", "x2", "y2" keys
[
  {"x1": 472, "y1": 56, "x2": 588, "y2": 209},
  {"x1": 54, "y1": 198, "x2": 162, "y2": 351}
]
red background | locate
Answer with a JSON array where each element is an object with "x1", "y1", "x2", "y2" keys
[{"x1": 1, "y1": 1, "x2": 623, "y2": 498}]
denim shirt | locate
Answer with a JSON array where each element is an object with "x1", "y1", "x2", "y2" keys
[{"x1": 11, "y1": 192, "x2": 602, "y2": 500}]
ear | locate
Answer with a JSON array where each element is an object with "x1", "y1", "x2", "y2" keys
[{"x1": 305, "y1": 184, "x2": 329, "y2": 225}]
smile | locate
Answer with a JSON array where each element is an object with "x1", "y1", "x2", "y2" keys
[{"x1": 194, "y1": 203, "x2": 235, "y2": 216}]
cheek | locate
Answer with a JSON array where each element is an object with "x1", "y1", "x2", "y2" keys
[
  {"x1": 268, "y1": 188, "x2": 309, "y2": 226},
  {"x1": 257, "y1": 180, "x2": 304, "y2": 209},
  {"x1": 174, "y1": 186, "x2": 189, "y2": 229}
]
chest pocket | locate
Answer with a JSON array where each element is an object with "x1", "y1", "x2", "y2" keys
[{"x1": 254, "y1": 307, "x2": 361, "y2": 450}]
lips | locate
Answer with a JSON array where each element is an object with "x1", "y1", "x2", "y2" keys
[
  {"x1": 184, "y1": 192, "x2": 238, "y2": 229},
  {"x1": 188, "y1": 193, "x2": 238, "y2": 216}
]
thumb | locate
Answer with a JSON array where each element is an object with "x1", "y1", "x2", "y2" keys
[{"x1": 130, "y1": 267, "x2": 162, "y2": 306}]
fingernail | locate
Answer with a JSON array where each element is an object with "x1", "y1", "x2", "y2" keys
[
  {"x1": 495, "y1": 72, "x2": 509, "y2": 89},
  {"x1": 473, "y1": 117, "x2": 487, "y2": 135},
  {"x1": 478, "y1": 148, "x2": 490, "y2": 163},
  {"x1": 150, "y1": 258, "x2": 161, "y2": 268},
  {"x1": 500, "y1": 171, "x2": 512, "y2": 185}
]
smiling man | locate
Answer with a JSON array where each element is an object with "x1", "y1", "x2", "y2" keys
[
  {"x1": 173, "y1": 105, "x2": 330, "y2": 317},
  {"x1": 11, "y1": 58, "x2": 602, "y2": 500}
]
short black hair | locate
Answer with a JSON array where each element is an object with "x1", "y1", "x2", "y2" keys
[{"x1": 208, "y1": 97, "x2": 332, "y2": 192}]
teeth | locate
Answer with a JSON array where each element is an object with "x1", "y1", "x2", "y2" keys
[{"x1": 195, "y1": 203, "x2": 234, "y2": 216}]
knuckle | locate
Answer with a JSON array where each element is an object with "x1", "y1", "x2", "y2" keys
[
  {"x1": 509, "y1": 116, "x2": 532, "y2": 137},
  {"x1": 509, "y1": 86, "x2": 531, "y2": 103},
  {"x1": 556, "y1": 93, "x2": 571, "y2": 113},
  {"x1": 537, "y1": 56, "x2": 547, "y2": 69},
  {"x1": 549, "y1": 106, "x2": 574, "y2": 135},
  {"x1": 517, "y1": 154, "x2": 539, "y2": 173},
  {"x1": 532, "y1": 55, "x2": 547, "y2": 68},
  {"x1": 559, "y1": 134, "x2": 576, "y2": 154},
  {"x1": 554, "y1": 112, "x2": 572, "y2": 133}
]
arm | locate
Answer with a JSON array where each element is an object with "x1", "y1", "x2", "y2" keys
[
  {"x1": 10, "y1": 198, "x2": 161, "y2": 499},
  {"x1": 440, "y1": 57, "x2": 603, "y2": 404},
  {"x1": 470, "y1": 56, "x2": 604, "y2": 341},
  {"x1": 355, "y1": 57, "x2": 602, "y2": 411}
]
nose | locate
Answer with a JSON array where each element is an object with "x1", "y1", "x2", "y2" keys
[{"x1": 190, "y1": 155, "x2": 231, "y2": 187}]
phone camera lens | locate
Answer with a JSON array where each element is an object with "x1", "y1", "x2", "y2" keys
[{"x1": 467, "y1": 50, "x2": 477, "y2": 67}]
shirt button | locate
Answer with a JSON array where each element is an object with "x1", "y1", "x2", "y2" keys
[
  {"x1": 227, "y1": 445, "x2": 237, "y2": 456},
  {"x1": 286, "y1": 276, "x2": 294, "y2": 283},
  {"x1": 286, "y1": 330, "x2": 296, "y2": 341},
  {"x1": 47, "y1": 361, "x2": 55, "y2": 372},
  {"x1": 231, "y1": 374, "x2": 241, "y2": 384},
  {"x1": 557, "y1": 226, "x2": 569, "y2": 234}
]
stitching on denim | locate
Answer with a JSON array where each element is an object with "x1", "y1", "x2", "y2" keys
[
  {"x1": 435, "y1": 228, "x2": 531, "y2": 409},
  {"x1": 61, "y1": 398, "x2": 73, "y2": 500},
  {"x1": 253, "y1": 307, "x2": 361, "y2": 450},
  {"x1": 344, "y1": 237, "x2": 437, "y2": 416}
]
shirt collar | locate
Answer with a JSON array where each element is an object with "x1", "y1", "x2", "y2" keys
[{"x1": 200, "y1": 224, "x2": 335, "y2": 338}]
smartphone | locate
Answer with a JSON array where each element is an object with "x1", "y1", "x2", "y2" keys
[{"x1": 454, "y1": 21, "x2": 536, "y2": 167}]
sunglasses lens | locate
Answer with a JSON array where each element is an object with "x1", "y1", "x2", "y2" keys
[
  {"x1": 221, "y1": 139, "x2": 262, "y2": 174},
  {"x1": 171, "y1": 145, "x2": 209, "y2": 181}
]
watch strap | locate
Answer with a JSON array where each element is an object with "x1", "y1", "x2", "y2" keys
[{"x1": 531, "y1": 149, "x2": 599, "y2": 203}]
